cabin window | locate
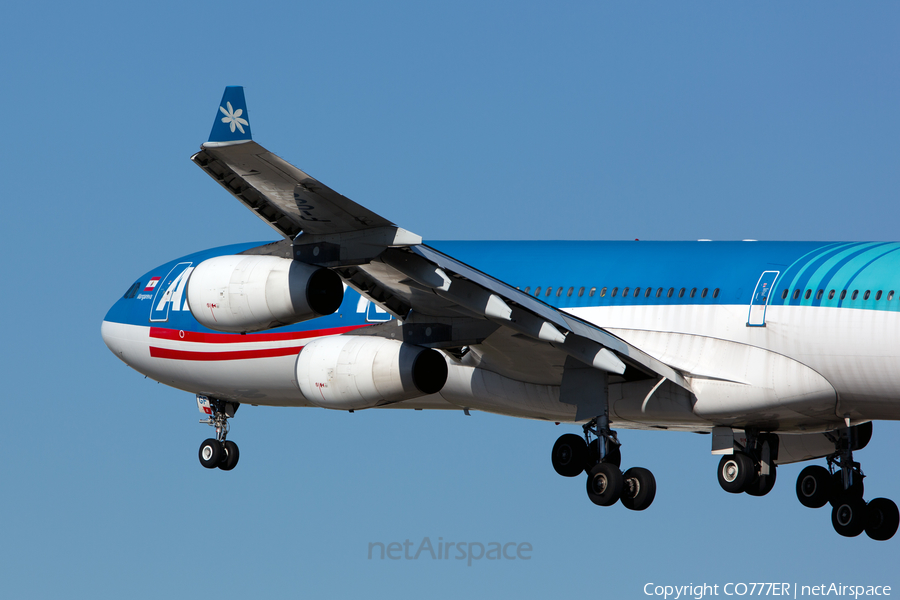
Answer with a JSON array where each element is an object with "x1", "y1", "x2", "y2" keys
[
  {"x1": 622, "y1": 287, "x2": 630, "y2": 297},
  {"x1": 805, "y1": 289, "x2": 811, "y2": 300},
  {"x1": 876, "y1": 290, "x2": 882, "y2": 301},
  {"x1": 656, "y1": 288, "x2": 663, "y2": 298},
  {"x1": 524, "y1": 287, "x2": 530, "y2": 294},
  {"x1": 793, "y1": 289, "x2": 800, "y2": 300},
  {"x1": 690, "y1": 288, "x2": 697, "y2": 298},
  {"x1": 597, "y1": 287, "x2": 604, "y2": 297},
  {"x1": 863, "y1": 290, "x2": 870, "y2": 300},
  {"x1": 701, "y1": 288, "x2": 708, "y2": 298},
  {"x1": 840, "y1": 290, "x2": 847, "y2": 300},
  {"x1": 889, "y1": 291, "x2": 895, "y2": 301},
  {"x1": 816, "y1": 290, "x2": 823, "y2": 300},
  {"x1": 534, "y1": 287, "x2": 541, "y2": 296},
  {"x1": 612, "y1": 287, "x2": 618, "y2": 297},
  {"x1": 645, "y1": 287, "x2": 652, "y2": 298},
  {"x1": 578, "y1": 287, "x2": 585, "y2": 297},
  {"x1": 566, "y1": 287, "x2": 573, "y2": 297},
  {"x1": 851, "y1": 290, "x2": 859, "y2": 300},
  {"x1": 678, "y1": 288, "x2": 686, "y2": 298},
  {"x1": 557, "y1": 288, "x2": 563, "y2": 297},
  {"x1": 829, "y1": 290, "x2": 835, "y2": 300},
  {"x1": 546, "y1": 288, "x2": 552, "y2": 297},
  {"x1": 667, "y1": 288, "x2": 674, "y2": 298},
  {"x1": 634, "y1": 288, "x2": 641, "y2": 298},
  {"x1": 782, "y1": 289, "x2": 788, "y2": 300},
  {"x1": 713, "y1": 288, "x2": 720, "y2": 298}
]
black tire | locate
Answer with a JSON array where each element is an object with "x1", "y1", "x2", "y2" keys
[
  {"x1": 796, "y1": 465, "x2": 833, "y2": 508},
  {"x1": 832, "y1": 497, "x2": 867, "y2": 537},
  {"x1": 218, "y1": 440, "x2": 240, "y2": 471},
  {"x1": 586, "y1": 462, "x2": 623, "y2": 507},
  {"x1": 621, "y1": 467, "x2": 657, "y2": 511},
  {"x1": 586, "y1": 438, "x2": 622, "y2": 470},
  {"x1": 746, "y1": 464, "x2": 777, "y2": 497},
  {"x1": 865, "y1": 498, "x2": 899, "y2": 541},
  {"x1": 199, "y1": 438, "x2": 223, "y2": 469},
  {"x1": 551, "y1": 434, "x2": 588, "y2": 477},
  {"x1": 717, "y1": 453, "x2": 754, "y2": 494},
  {"x1": 830, "y1": 471, "x2": 864, "y2": 507}
]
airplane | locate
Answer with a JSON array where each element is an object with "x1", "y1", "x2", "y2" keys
[{"x1": 102, "y1": 86, "x2": 900, "y2": 541}]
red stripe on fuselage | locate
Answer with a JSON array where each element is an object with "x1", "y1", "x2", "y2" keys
[
  {"x1": 147, "y1": 324, "x2": 372, "y2": 361},
  {"x1": 149, "y1": 345, "x2": 305, "y2": 361},
  {"x1": 149, "y1": 324, "x2": 369, "y2": 343}
]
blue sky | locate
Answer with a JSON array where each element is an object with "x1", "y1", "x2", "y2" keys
[{"x1": 2, "y1": 1, "x2": 898, "y2": 598}]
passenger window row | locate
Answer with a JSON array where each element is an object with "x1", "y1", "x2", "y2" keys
[
  {"x1": 781, "y1": 288, "x2": 895, "y2": 302},
  {"x1": 520, "y1": 286, "x2": 721, "y2": 300}
]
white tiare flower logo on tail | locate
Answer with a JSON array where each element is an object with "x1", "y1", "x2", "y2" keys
[{"x1": 219, "y1": 102, "x2": 249, "y2": 134}]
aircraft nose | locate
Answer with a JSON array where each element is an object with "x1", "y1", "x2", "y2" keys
[{"x1": 101, "y1": 320, "x2": 127, "y2": 362}]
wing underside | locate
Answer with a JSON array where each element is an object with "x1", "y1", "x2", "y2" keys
[{"x1": 193, "y1": 90, "x2": 691, "y2": 394}]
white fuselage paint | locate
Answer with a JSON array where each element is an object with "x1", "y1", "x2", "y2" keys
[{"x1": 101, "y1": 298, "x2": 900, "y2": 432}]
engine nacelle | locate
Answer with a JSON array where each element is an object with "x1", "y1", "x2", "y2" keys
[
  {"x1": 186, "y1": 255, "x2": 343, "y2": 333},
  {"x1": 295, "y1": 336, "x2": 448, "y2": 410}
]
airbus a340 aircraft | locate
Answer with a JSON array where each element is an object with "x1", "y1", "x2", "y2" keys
[{"x1": 103, "y1": 87, "x2": 900, "y2": 541}]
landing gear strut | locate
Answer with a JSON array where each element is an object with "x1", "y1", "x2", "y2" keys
[
  {"x1": 794, "y1": 421, "x2": 897, "y2": 541},
  {"x1": 197, "y1": 395, "x2": 240, "y2": 471},
  {"x1": 551, "y1": 416, "x2": 656, "y2": 511}
]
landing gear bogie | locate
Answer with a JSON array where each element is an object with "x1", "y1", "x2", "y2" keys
[
  {"x1": 552, "y1": 416, "x2": 656, "y2": 512},
  {"x1": 197, "y1": 395, "x2": 241, "y2": 472},
  {"x1": 793, "y1": 421, "x2": 896, "y2": 540}
]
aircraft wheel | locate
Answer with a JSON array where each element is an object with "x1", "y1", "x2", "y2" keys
[
  {"x1": 717, "y1": 453, "x2": 754, "y2": 494},
  {"x1": 746, "y1": 464, "x2": 777, "y2": 497},
  {"x1": 832, "y1": 497, "x2": 867, "y2": 537},
  {"x1": 865, "y1": 498, "x2": 899, "y2": 541},
  {"x1": 199, "y1": 438, "x2": 223, "y2": 469},
  {"x1": 218, "y1": 440, "x2": 240, "y2": 471},
  {"x1": 586, "y1": 462, "x2": 623, "y2": 507},
  {"x1": 621, "y1": 467, "x2": 656, "y2": 511},
  {"x1": 829, "y1": 472, "x2": 864, "y2": 507},
  {"x1": 551, "y1": 434, "x2": 587, "y2": 477},
  {"x1": 796, "y1": 465, "x2": 832, "y2": 508}
]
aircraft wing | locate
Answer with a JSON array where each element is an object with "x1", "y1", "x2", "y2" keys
[{"x1": 193, "y1": 87, "x2": 691, "y2": 393}]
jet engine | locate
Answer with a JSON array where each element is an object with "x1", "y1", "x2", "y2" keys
[
  {"x1": 186, "y1": 255, "x2": 343, "y2": 333},
  {"x1": 295, "y1": 336, "x2": 448, "y2": 410}
]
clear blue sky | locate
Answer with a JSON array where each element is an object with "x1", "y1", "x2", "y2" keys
[{"x1": 2, "y1": 2, "x2": 898, "y2": 598}]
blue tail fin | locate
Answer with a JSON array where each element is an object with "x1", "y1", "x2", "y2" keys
[{"x1": 208, "y1": 86, "x2": 252, "y2": 144}]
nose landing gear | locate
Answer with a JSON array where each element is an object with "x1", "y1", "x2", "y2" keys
[{"x1": 197, "y1": 395, "x2": 241, "y2": 471}]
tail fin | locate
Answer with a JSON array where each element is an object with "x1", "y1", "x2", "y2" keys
[{"x1": 207, "y1": 86, "x2": 252, "y2": 145}]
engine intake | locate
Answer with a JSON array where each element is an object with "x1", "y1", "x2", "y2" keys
[
  {"x1": 295, "y1": 336, "x2": 448, "y2": 410},
  {"x1": 186, "y1": 255, "x2": 343, "y2": 333}
]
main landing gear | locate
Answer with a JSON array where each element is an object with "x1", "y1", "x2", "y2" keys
[
  {"x1": 551, "y1": 418, "x2": 657, "y2": 511},
  {"x1": 716, "y1": 431, "x2": 778, "y2": 498},
  {"x1": 197, "y1": 395, "x2": 240, "y2": 471},
  {"x1": 794, "y1": 423, "x2": 897, "y2": 541}
]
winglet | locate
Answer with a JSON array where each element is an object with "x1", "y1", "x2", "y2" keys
[{"x1": 206, "y1": 86, "x2": 252, "y2": 146}]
